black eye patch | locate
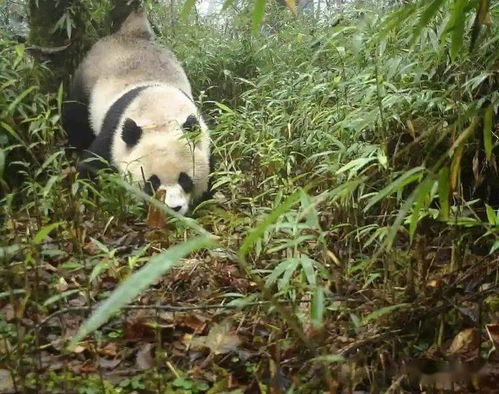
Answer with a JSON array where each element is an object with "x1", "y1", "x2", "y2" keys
[
  {"x1": 182, "y1": 115, "x2": 199, "y2": 131},
  {"x1": 178, "y1": 172, "x2": 193, "y2": 193},
  {"x1": 144, "y1": 174, "x2": 160, "y2": 196}
]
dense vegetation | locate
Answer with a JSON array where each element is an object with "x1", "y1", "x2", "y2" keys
[{"x1": 1, "y1": 0, "x2": 498, "y2": 392}]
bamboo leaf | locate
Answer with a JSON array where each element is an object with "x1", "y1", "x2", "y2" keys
[
  {"x1": 450, "y1": 145, "x2": 464, "y2": 191},
  {"x1": 300, "y1": 256, "x2": 316, "y2": 286},
  {"x1": 363, "y1": 303, "x2": 409, "y2": 324},
  {"x1": 485, "y1": 204, "x2": 497, "y2": 226},
  {"x1": 311, "y1": 286, "x2": 325, "y2": 329},
  {"x1": 450, "y1": 118, "x2": 479, "y2": 154},
  {"x1": 364, "y1": 167, "x2": 425, "y2": 212},
  {"x1": 265, "y1": 258, "x2": 299, "y2": 287},
  {"x1": 3, "y1": 86, "x2": 36, "y2": 117},
  {"x1": 69, "y1": 237, "x2": 215, "y2": 348},
  {"x1": 449, "y1": 0, "x2": 467, "y2": 60},
  {"x1": 239, "y1": 189, "x2": 302, "y2": 260},
  {"x1": 33, "y1": 222, "x2": 63, "y2": 245},
  {"x1": 483, "y1": 104, "x2": 493, "y2": 161},
  {"x1": 409, "y1": 176, "x2": 434, "y2": 242},
  {"x1": 221, "y1": 0, "x2": 236, "y2": 11},
  {"x1": 438, "y1": 166, "x2": 450, "y2": 220},
  {"x1": 252, "y1": 0, "x2": 267, "y2": 33},
  {"x1": 412, "y1": 0, "x2": 446, "y2": 43},
  {"x1": 180, "y1": 0, "x2": 197, "y2": 20}
]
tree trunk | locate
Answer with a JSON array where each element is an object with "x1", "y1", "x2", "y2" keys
[{"x1": 28, "y1": 0, "x2": 85, "y2": 89}]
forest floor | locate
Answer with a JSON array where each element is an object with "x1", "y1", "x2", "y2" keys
[{"x1": 1, "y1": 3, "x2": 499, "y2": 394}]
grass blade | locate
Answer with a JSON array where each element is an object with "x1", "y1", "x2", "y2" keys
[{"x1": 69, "y1": 236, "x2": 215, "y2": 347}]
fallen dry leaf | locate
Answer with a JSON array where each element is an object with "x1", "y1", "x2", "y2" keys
[
  {"x1": 136, "y1": 343, "x2": 154, "y2": 370},
  {"x1": 448, "y1": 328, "x2": 479, "y2": 361},
  {"x1": 100, "y1": 342, "x2": 118, "y2": 357},
  {"x1": 0, "y1": 369, "x2": 14, "y2": 393},
  {"x1": 486, "y1": 324, "x2": 499, "y2": 346},
  {"x1": 191, "y1": 321, "x2": 241, "y2": 355},
  {"x1": 56, "y1": 277, "x2": 69, "y2": 292},
  {"x1": 146, "y1": 189, "x2": 168, "y2": 228}
]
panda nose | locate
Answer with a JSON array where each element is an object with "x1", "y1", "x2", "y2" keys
[{"x1": 171, "y1": 206, "x2": 182, "y2": 212}]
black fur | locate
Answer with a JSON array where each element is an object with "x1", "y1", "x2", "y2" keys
[
  {"x1": 78, "y1": 85, "x2": 150, "y2": 175},
  {"x1": 62, "y1": 74, "x2": 95, "y2": 150},
  {"x1": 62, "y1": 100, "x2": 95, "y2": 150},
  {"x1": 122, "y1": 118, "x2": 142, "y2": 147},
  {"x1": 178, "y1": 172, "x2": 194, "y2": 193},
  {"x1": 182, "y1": 115, "x2": 199, "y2": 131},
  {"x1": 144, "y1": 174, "x2": 160, "y2": 195}
]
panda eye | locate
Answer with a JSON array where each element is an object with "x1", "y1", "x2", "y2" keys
[
  {"x1": 178, "y1": 172, "x2": 193, "y2": 193},
  {"x1": 144, "y1": 175, "x2": 160, "y2": 196}
]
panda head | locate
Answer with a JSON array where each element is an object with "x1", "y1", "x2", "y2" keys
[{"x1": 112, "y1": 88, "x2": 210, "y2": 216}]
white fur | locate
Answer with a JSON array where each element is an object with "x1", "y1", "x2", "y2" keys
[
  {"x1": 102, "y1": 83, "x2": 209, "y2": 212},
  {"x1": 75, "y1": 11, "x2": 210, "y2": 214}
]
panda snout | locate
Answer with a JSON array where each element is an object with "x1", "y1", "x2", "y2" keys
[{"x1": 171, "y1": 206, "x2": 182, "y2": 212}]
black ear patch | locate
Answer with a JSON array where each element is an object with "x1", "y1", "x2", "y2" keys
[
  {"x1": 122, "y1": 118, "x2": 142, "y2": 147},
  {"x1": 144, "y1": 175, "x2": 161, "y2": 196},
  {"x1": 178, "y1": 172, "x2": 194, "y2": 193},
  {"x1": 182, "y1": 115, "x2": 199, "y2": 131}
]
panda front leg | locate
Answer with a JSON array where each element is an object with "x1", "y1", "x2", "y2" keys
[{"x1": 62, "y1": 100, "x2": 96, "y2": 150}]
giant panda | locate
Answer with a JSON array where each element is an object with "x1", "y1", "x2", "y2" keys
[{"x1": 62, "y1": 10, "x2": 210, "y2": 215}]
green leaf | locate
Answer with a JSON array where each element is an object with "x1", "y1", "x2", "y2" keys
[
  {"x1": 438, "y1": 166, "x2": 450, "y2": 220},
  {"x1": 485, "y1": 204, "x2": 497, "y2": 226},
  {"x1": 33, "y1": 222, "x2": 63, "y2": 245},
  {"x1": 69, "y1": 237, "x2": 215, "y2": 348},
  {"x1": 265, "y1": 258, "x2": 299, "y2": 287},
  {"x1": 300, "y1": 256, "x2": 316, "y2": 286},
  {"x1": 412, "y1": 0, "x2": 446, "y2": 43},
  {"x1": 239, "y1": 189, "x2": 303, "y2": 260},
  {"x1": 449, "y1": 0, "x2": 467, "y2": 60},
  {"x1": 483, "y1": 104, "x2": 493, "y2": 161},
  {"x1": 3, "y1": 86, "x2": 36, "y2": 117},
  {"x1": 409, "y1": 176, "x2": 434, "y2": 242},
  {"x1": 252, "y1": 0, "x2": 267, "y2": 33},
  {"x1": 221, "y1": 0, "x2": 236, "y2": 11},
  {"x1": 491, "y1": 240, "x2": 499, "y2": 254},
  {"x1": 363, "y1": 303, "x2": 409, "y2": 324},
  {"x1": 43, "y1": 289, "x2": 80, "y2": 306},
  {"x1": 364, "y1": 167, "x2": 425, "y2": 212},
  {"x1": 311, "y1": 286, "x2": 325, "y2": 329},
  {"x1": 0, "y1": 244, "x2": 23, "y2": 263},
  {"x1": 180, "y1": 0, "x2": 197, "y2": 21},
  {"x1": 1, "y1": 121, "x2": 25, "y2": 145}
]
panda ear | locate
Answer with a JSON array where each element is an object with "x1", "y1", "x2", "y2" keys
[
  {"x1": 182, "y1": 115, "x2": 199, "y2": 131},
  {"x1": 122, "y1": 118, "x2": 142, "y2": 147}
]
